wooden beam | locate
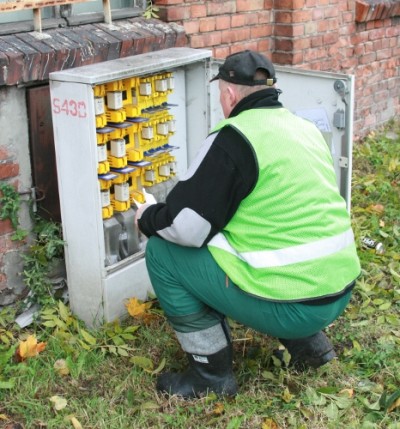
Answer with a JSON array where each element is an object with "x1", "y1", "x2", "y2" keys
[
  {"x1": 102, "y1": 0, "x2": 111, "y2": 24},
  {"x1": 0, "y1": 0, "x2": 94, "y2": 13},
  {"x1": 32, "y1": 7, "x2": 41, "y2": 31}
]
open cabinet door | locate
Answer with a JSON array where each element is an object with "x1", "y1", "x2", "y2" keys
[{"x1": 209, "y1": 60, "x2": 355, "y2": 210}]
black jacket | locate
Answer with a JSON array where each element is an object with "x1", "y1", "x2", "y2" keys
[{"x1": 138, "y1": 88, "x2": 282, "y2": 247}]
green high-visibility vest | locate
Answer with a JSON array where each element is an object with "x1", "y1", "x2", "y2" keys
[{"x1": 208, "y1": 108, "x2": 360, "y2": 301}]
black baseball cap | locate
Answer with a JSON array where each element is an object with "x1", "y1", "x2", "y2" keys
[{"x1": 210, "y1": 50, "x2": 276, "y2": 86}]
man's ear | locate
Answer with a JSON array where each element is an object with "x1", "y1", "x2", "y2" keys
[{"x1": 227, "y1": 85, "x2": 238, "y2": 109}]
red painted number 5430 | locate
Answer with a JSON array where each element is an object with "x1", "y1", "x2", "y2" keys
[{"x1": 52, "y1": 98, "x2": 87, "y2": 118}]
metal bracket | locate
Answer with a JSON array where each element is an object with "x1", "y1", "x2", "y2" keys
[{"x1": 339, "y1": 156, "x2": 349, "y2": 168}]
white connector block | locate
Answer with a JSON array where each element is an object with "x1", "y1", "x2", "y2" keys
[
  {"x1": 107, "y1": 92, "x2": 123, "y2": 110},
  {"x1": 110, "y1": 139, "x2": 126, "y2": 157}
]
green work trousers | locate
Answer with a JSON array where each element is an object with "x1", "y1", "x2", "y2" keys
[{"x1": 145, "y1": 236, "x2": 352, "y2": 338}]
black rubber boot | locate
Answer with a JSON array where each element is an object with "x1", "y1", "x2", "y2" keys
[
  {"x1": 156, "y1": 344, "x2": 238, "y2": 398},
  {"x1": 274, "y1": 331, "x2": 337, "y2": 370}
]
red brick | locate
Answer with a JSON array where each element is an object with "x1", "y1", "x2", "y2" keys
[
  {"x1": 274, "y1": 0, "x2": 304, "y2": 9},
  {"x1": 275, "y1": 11, "x2": 292, "y2": 23},
  {"x1": 317, "y1": 20, "x2": 330, "y2": 32},
  {"x1": 292, "y1": 10, "x2": 313, "y2": 22},
  {"x1": 323, "y1": 32, "x2": 339, "y2": 45},
  {"x1": 191, "y1": 4, "x2": 207, "y2": 18},
  {"x1": 237, "y1": 0, "x2": 264, "y2": 12},
  {"x1": 257, "y1": 10, "x2": 271, "y2": 24},
  {"x1": 274, "y1": 24, "x2": 293, "y2": 37},
  {"x1": 231, "y1": 13, "x2": 247, "y2": 27},
  {"x1": 183, "y1": 20, "x2": 200, "y2": 34},
  {"x1": 376, "y1": 48, "x2": 393, "y2": 60},
  {"x1": 0, "y1": 38, "x2": 24, "y2": 85},
  {"x1": 312, "y1": 8, "x2": 325, "y2": 20},
  {"x1": 257, "y1": 39, "x2": 273, "y2": 53},
  {"x1": 231, "y1": 42, "x2": 259, "y2": 54},
  {"x1": 216, "y1": 16, "x2": 231, "y2": 30},
  {"x1": 0, "y1": 163, "x2": 19, "y2": 180},
  {"x1": 154, "y1": 0, "x2": 181, "y2": 4},
  {"x1": 324, "y1": 6, "x2": 339, "y2": 18},
  {"x1": 0, "y1": 147, "x2": 10, "y2": 161},
  {"x1": 207, "y1": 1, "x2": 236, "y2": 16},
  {"x1": 199, "y1": 18, "x2": 216, "y2": 32},
  {"x1": 250, "y1": 25, "x2": 272, "y2": 39},
  {"x1": 213, "y1": 46, "x2": 231, "y2": 59},
  {"x1": 355, "y1": 0, "x2": 370, "y2": 22},
  {"x1": 368, "y1": 27, "x2": 386, "y2": 40},
  {"x1": 359, "y1": 52, "x2": 377, "y2": 64},
  {"x1": 275, "y1": 38, "x2": 294, "y2": 51},
  {"x1": 311, "y1": 35, "x2": 324, "y2": 47},
  {"x1": 0, "y1": 219, "x2": 13, "y2": 235},
  {"x1": 244, "y1": 12, "x2": 260, "y2": 25},
  {"x1": 221, "y1": 28, "x2": 251, "y2": 44},
  {"x1": 190, "y1": 32, "x2": 222, "y2": 48},
  {"x1": 166, "y1": 5, "x2": 191, "y2": 21}
]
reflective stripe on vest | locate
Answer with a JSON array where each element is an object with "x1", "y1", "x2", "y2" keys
[{"x1": 208, "y1": 228, "x2": 355, "y2": 268}]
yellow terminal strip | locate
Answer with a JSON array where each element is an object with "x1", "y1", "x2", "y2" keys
[
  {"x1": 112, "y1": 170, "x2": 130, "y2": 185},
  {"x1": 112, "y1": 199, "x2": 130, "y2": 212},
  {"x1": 128, "y1": 168, "x2": 142, "y2": 196},
  {"x1": 102, "y1": 205, "x2": 114, "y2": 219},
  {"x1": 131, "y1": 190, "x2": 145, "y2": 206},
  {"x1": 97, "y1": 161, "x2": 110, "y2": 175},
  {"x1": 96, "y1": 114, "x2": 107, "y2": 129},
  {"x1": 106, "y1": 109, "x2": 127, "y2": 123},
  {"x1": 93, "y1": 84, "x2": 106, "y2": 97},
  {"x1": 108, "y1": 155, "x2": 128, "y2": 169},
  {"x1": 105, "y1": 80, "x2": 124, "y2": 92}
]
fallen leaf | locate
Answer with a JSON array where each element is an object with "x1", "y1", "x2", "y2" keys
[
  {"x1": 50, "y1": 395, "x2": 68, "y2": 411},
  {"x1": 125, "y1": 298, "x2": 151, "y2": 318},
  {"x1": 262, "y1": 418, "x2": 279, "y2": 429},
  {"x1": 54, "y1": 359, "x2": 70, "y2": 376},
  {"x1": 388, "y1": 397, "x2": 400, "y2": 412},
  {"x1": 16, "y1": 335, "x2": 46, "y2": 361},
  {"x1": 339, "y1": 388, "x2": 354, "y2": 398},
  {"x1": 282, "y1": 387, "x2": 293, "y2": 403},
  {"x1": 366, "y1": 204, "x2": 385, "y2": 215},
  {"x1": 212, "y1": 402, "x2": 225, "y2": 415},
  {"x1": 71, "y1": 418, "x2": 83, "y2": 429}
]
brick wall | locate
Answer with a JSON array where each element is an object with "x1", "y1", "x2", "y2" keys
[{"x1": 155, "y1": 0, "x2": 400, "y2": 139}]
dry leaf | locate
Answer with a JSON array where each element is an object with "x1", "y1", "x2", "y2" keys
[
  {"x1": 262, "y1": 418, "x2": 279, "y2": 429},
  {"x1": 212, "y1": 402, "x2": 225, "y2": 415},
  {"x1": 16, "y1": 335, "x2": 46, "y2": 361},
  {"x1": 366, "y1": 204, "x2": 385, "y2": 215},
  {"x1": 65, "y1": 415, "x2": 83, "y2": 429},
  {"x1": 50, "y1": 395, "x2": 68, "y2": 411},
  {"x1": 125, "y1": 298, "x2": 152, "y2": 318},
  {"x1": 54, "y1": 359, "x2": 70, "y2": 376},
  {"x1": 339, "y1": 388, "x2": 354, "y2": 398},
  {"x1": 388, "y1": 397, "x2": 400, "y2": 412}
]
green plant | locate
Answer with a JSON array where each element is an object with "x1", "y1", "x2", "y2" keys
[
  {"x1": 143, "y1": 0, "x2": 159, "y2": 19},
  {"x1": 22, "y1": 216, "x2": 65, "y2": 306},
  {"x1": 0, "y1": 182, "x2": 28, "y2": 241}
]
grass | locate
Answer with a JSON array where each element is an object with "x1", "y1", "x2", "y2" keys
[{"x1": 0, "y1": 120, "x2": 399, "y2": 429}]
